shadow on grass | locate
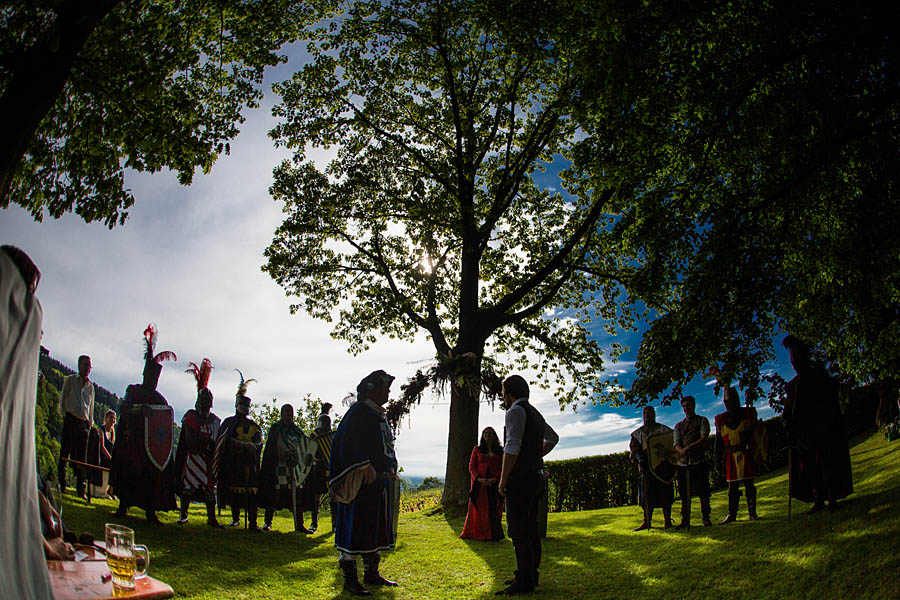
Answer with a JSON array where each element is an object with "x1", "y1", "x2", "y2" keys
[{"x1": 57, "y1": 433, "x2": 899, "y2": 599}]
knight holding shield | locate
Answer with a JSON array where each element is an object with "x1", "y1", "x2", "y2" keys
[
  {"x1": 629, "y1": 406, "x2": 676, "y2": 531},
  {"x1": 111, "y1": 324, "x2": 178, "y2": 523}
]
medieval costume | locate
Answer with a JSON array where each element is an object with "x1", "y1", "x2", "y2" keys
[
  {"x1": 782, "y1": 336, "x2": 853, "y2": 512},
  {"x1": 310, "y1": 405, "x2": 335, "y2": 533},
  {"x1": 714, "y1": 386, "x2": 760, "y2": 523},
  {"x1": 630, "y1": 406, "x2": 675, "y2": 531},
  {"x1": 330, "y1": 370, "x2": 399, "y2": 595},
  {"x1": 261, "y1": 405, "x2": 315, "y2": 532},
  {"x1": 0, "y1": 246, "x2": 54, "y2": 599},
  {"x1": 110, "y1": 324, "x2": 178, "y2": 522},
  {"x1": 213, "y1": 371, "x2": 263, "y2": 530},
  {"x1": 673, "y1": 397, "x2": 712, "y2": 528},
  {"x1": 175, "y1": 359, "x2": 223, "y2": 527},
  {"x1": 460, "y1": 427, "x2": 504, "y2": 541}
]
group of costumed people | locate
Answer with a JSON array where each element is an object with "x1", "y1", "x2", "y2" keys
[
  {"x1": 108, "y1": 325, "x2": 333, "y2": 532},
  {"x1": 629, "y1": 343, "x2": 854, "y2": 531}
]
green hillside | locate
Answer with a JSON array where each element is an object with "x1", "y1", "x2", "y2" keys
[{"x1": 59, "y1": 430, "x2": 900, "y2": 599}]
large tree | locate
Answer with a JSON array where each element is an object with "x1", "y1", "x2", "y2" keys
[
  {"x1": 1, "y1": 0, "x2": 313, "y2": 226},
  {"x1": 569, "y1": 0, "x2": 900, "y2": 403},
  {"x1": 264, "y1": 0, "x2": 639, "y2": 508}
]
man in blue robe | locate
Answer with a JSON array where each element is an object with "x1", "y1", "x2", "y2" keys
[{"x1": 329, "y1": 370, "x2": 399, "y2": 596}]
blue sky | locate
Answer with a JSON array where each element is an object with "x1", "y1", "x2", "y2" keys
[{"x1": 1, "y1": 43, "x2": 796, "y2": 479}]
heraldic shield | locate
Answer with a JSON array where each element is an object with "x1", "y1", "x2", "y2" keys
[
  {"x1": 144, "y1": 405, "x2": 174, "y2": 471},
  {"x1": 646, "y1": 430, "x2": 678, "y2": 484},
  {"x1": 295, "y1": 434, "x2": 316, "y2": 487},
  {"x1": 316, "y1": 431, "x2": 334, "y2": 466}
]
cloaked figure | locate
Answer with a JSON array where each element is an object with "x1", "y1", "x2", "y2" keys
[
  {"x1": 629, "y1": 406, "x2": 675, "y2": 531},
  {"x1": 260, "y1": 403, "x2": 315, "y2": 532},
  {"x1": 782, "y1": 336, "x2": 853, "y2": 513},
  {"x1": 111, "y1": 324, "x2": 178, "y2": 523},
  {"x1": 330, "y1": 370, "x2": 400, "y2": 595},
  {"x1": 213, "y1": 371, "x2": 263, "y2": 531},
  {"x1": 175, "y1": 358, "x2": 223, "y2": 527}
]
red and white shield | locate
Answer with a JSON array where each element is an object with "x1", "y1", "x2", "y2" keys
[{"x1": 144, "y1": 405, "x2": 174, "y2": 471}]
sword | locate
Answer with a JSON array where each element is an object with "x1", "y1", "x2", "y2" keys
[
  {"x1": 291, "y1": 469, "x2": 300, "y2": 532},
  {"x1": 685, "y1": 465, "x2": 692, "y2": 530}
]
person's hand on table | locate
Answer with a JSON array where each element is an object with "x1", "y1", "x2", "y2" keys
[{"x1": 45, "y1": 536, "x2": 75, "y2": 561}]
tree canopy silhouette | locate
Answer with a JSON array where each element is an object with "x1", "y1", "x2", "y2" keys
[
  {"x1": 1, "y1": 0, "x2": 314, "y2": 226},
  {"x1": 264, "y1": 0, "x2": 641, "y2": 508}
]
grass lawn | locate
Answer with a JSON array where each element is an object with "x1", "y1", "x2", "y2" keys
[{"x1": 60, "y1": 430, "x2": 900, "y2": 599}]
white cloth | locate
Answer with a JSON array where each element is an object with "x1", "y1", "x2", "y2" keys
[{"x1": 0, "y1": 251, "x2": 54, "y2": 599}]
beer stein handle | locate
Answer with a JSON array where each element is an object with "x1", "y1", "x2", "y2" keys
[{"x1": 134, "y1": 544, "x2": 150, "y2": 579}]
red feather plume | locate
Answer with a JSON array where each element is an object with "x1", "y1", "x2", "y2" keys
[
  {"x1": 153, "y1": 350, "x2": 177, "y2": 364},
  {"x1": 185, "y1": 359, "x2": 214, "y2": 390},
  {"x1": 142, "y1": 323, "x2": 176, "y2": 364},
  {"x1": 143, "y1": 323, "x2": 157, "y2": 360}
]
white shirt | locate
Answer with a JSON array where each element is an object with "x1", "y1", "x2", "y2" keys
[
  {"x1": 503, "y1": 397, "x2": 559, "y2": 456},
  {"x1": 59, "y1": 372, "x2": 94, "y2": 423}
]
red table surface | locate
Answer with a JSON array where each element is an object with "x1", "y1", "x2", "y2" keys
[{"x1": 48, "y1": 560, "x2": 174, "y2": 600}]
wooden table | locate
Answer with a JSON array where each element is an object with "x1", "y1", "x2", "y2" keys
[{"x1": 48, "y1": 560, "x2": 174, "y2": 599}]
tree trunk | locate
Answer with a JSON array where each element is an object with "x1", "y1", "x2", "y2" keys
[
  {"x1": 442, "y1": 377, "x2": 480, "y2": 513},
  {"x1": 875, "y1": 379, "x2": 899, "y2": 429},
  {"x1": 0, "y1": 0, "x2": 122, "y2": 203},
  {"x1": 441, "y1": 349, "x2": 483, "y2": 513}
]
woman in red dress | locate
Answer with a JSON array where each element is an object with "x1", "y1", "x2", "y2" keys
[{"x1": 460, "y1": 427, "x2": 504, "y2": 540}]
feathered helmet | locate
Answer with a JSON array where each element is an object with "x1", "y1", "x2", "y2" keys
[
  {"x1": 234, "y1": 369, "x2": 256, "y2": 415},
  {"x1": 186, "y1": 358, "x2": 214, "y2": 408},
  {"x1": 141, "y1": 323, "x2": 177, "y2": 390}
]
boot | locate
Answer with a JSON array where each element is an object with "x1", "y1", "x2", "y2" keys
[
  {"x1": 339, "y1": 559, "x2": 371, "y2": 596},
  {"x1": 747, "y1": 487, "x2": 759, "y2": 521},
  {"x1": 178, "y1": 496, "x2": 190, "y2": 524},
  {"x1": 206, "y1": 502, "x2": 224, "y2": 528},
  {"x1": 720, "y1": 486, "x2": 739, "y2": 524},
  {"x1": 362, "y1": 552, "x2": 398, "y2": 586},
  {"x1": 662, "y1": 509, "x2": 673, "y2": 529}
]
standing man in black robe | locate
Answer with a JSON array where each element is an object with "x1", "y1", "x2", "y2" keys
[
  {"x1": 497, "y1": 375, "x2": 559, "y2": 596},
  {"x1": 782, "y1": 335, "x2": 853, "y2": 513}
]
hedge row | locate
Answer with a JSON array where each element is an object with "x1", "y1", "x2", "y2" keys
[{"x1": 545, "y1": 397, "x2": 876, "y2": 513}]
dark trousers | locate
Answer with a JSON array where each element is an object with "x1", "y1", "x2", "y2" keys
[
  {"x1": 676, "y1": 463, "x2": 711, "y2": 523},
  {"x1": 58, "y1": 413, "x2": 90, "y2": 494},
  {"x1": 506, "y1": 473, "x2": 543, "y2": 590},
  {"x1": 231, "y1": 497, "x2": 258, "y2": 528},
  {"x1": 180, "y1": 490, "x2": 216, "y2": 521}
]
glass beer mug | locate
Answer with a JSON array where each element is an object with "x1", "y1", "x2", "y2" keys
[{"x1": 105, "y1": 523, "x2": 149, "y2": 592}]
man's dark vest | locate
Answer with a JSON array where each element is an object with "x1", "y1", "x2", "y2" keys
[{"x1": 511, "y1": 400, "x2": 545, "y2": 479}]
